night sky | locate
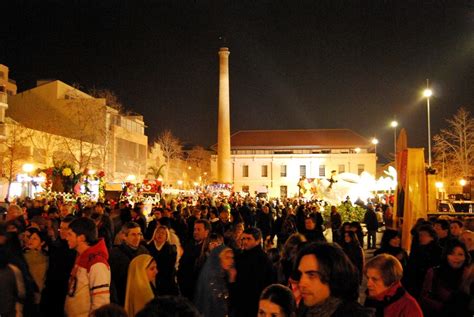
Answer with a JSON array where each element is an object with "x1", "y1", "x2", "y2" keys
[{"x1": 1, "y1": 1, "x2": 473, "y2": 162}]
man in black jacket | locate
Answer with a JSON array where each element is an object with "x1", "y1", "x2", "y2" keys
[
  {"x1": 109, "y1": 221, "x2": 149, "y2": 305},
  {"x1": 177, "y1": 219, "x2": 210, "y2": 300},
  {"x1": 234, "y1": 227, "x2": 275, "y2": 317},
  {"x1": 295, "y1": 242, "x2": 374, "y2": 317},
  {"x1": 40, "y1": 215, "x2": 76, "y2": 316},
  {"x1": 364, "y1": 204, "x2": 379, "y2": 249}
]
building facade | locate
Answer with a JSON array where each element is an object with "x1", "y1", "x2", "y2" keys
[
  {"x1": 7, "y1": 80, "x2": 148, "y2": 182},
  {"x1": 211, "y1": 129, "x2": 376, "y2": 198}
]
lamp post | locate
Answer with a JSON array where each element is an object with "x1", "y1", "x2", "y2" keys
[
  {"x1": 390, "y1": 120, "x2": 398, "y2": 158},
  {"x1": 423, "y1": 82, "x2": 433, "y2": 167},
  {"x1": 372, "y1": 138, "x2": 379, "y2": 161}
]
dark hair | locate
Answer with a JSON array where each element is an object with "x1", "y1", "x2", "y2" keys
[
  {"x1": 418, "y1": 224, "x2": 438, "y2": 241},
  {"x1": 450, "y1": 220, "x2": 463, "y2": 228},
  {"x1": 294, "y1": 242, "x2": 359, "y2": 301},
  {"x1": 380, "y1": 228, "x2": 400, "y2": 249},
  {"x1": 243, "y1": 227, "x2": 262, "y2": 241},
  {"x1": 123, "y1": 221, "x2": 140, "y2": 235},
  {"x1": 194, "y1": 219, "x2": 211, "y2": 232},
  {"x1": 91, "y1": 303, "x2": 128, "y2": 317},
  {"x1": 260, "y1": 284, "x2": 296, "y2": 317},
  {"x1": 342, "y1": 230, "x2": 359, "y2": 247},
  {"x1": 69, "y1": 217, "x2": 98, "y2": 245},
  {"x1": 441, "y1": 239, "x2": 471, "y2": 269},
  {"x1": 266, "y1": 248, "x2": 281, "y2": 264},
  {"x1": 26, "y1": 227, "x2": 47, "y2": 244},
  {"x1": 135, "y1": 295, "x2": 201, "y2": 317},
  {"x1": 47, "y1": 206, "x2": 59, "y2": 215},
  {"x1": 62, "y1": 215, "x2": 76, "y2": 224},
  {"x1": 435, "y1": 219, "x2": 450, "y2": 231}
]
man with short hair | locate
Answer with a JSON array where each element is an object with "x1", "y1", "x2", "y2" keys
[
  {"x1": 234, "y1": 227, "x2": 274, "y2": 317},
  {"x1": 295, "y1": 242, "x2": 374, "y2": 317},
  {"x1": 364, "y1": 204, "x2": 379, "y2": 249},
  {"x1": 41, "y1": 215, "x2": 77, "y2": 316},
  {"x1": 434, "y1": 219, "x2": 451, "y2": 248},
  {"x1": 177, "y1": 219, "x2": 210, "y2": 300},
  {"x1": 449, "y1": 220, "x2": 464, "y2": 239},
  {"x1": 109, "y1": 222, "x2": 149, "y2": 305},
  {"x1": 64, "y1": 217, "x2": 110, "y2": 317}
]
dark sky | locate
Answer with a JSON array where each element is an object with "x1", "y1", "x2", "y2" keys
[{"x1": 1, "y1": 0, "x2": 473, "y2": 162}]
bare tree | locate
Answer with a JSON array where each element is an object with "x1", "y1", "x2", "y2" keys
[
  {"x1": 89, "y1": 88, "x2": 129, "y2": 115},
  {"x1": 0, "y1": 120, "x2": 32, "y2": 199},
  {"x1": 60, "y1": 90, "x2": 108, "y2": 172},
  {"x1": 433, "y1": 107, "x2": 474, "y2": 189},
  {"x1": 156, "y1": 130, "x2": 182, "y2": 184}
]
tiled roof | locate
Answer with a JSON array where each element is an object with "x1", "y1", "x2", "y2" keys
[{"x1": 229, "y1": 129, "x2": 371, "y2": 149}]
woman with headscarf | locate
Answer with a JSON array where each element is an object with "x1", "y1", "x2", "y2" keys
[
  {"x1": 124, "y1": 254, "x2": 158, "y2": 317},
  {"x1": 146, "y1": 225, "x2": 179, "y2": 295},
  {"x1": 194, "y1": 245, "x2": 236, "y2": 317}
]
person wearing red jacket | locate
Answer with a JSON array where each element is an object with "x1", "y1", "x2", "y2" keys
[
  {"x1": 364, "y1": 254, "x2": 423, "y2": 317},
  {"x1": 65, "y1": 217, "x2": 111, "y2": 317}
]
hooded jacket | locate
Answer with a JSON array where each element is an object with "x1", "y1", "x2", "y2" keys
[{"x1": 65, "y1": 239, "x2": 110, "y2": 317}]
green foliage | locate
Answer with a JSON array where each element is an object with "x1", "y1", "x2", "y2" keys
[{"x1": 322, "y1": 204, "x2": 366, "y2": 223}]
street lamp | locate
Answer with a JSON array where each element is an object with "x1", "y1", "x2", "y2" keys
[
  {"x1": 423, "y1": 83, "x2": 433, "y2": 167},
  {"x1": 372, "y1": 138, "x2": 379, "y2": 161},
  {"x1": 390, "y1": 120, "x2": 398, "y2": 158}
]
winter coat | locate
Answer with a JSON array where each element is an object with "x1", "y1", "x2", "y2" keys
[
  {"x1": 147, "y1": 241, "x2": 179, "y2": 296},
  {"x1": 177, "y1": 240, "x2": 204, "y2": 300},
  {"x1": 363, "y1": 210, "x2": 379, "y2": 231},
  {"x1": 40, "y1": 238, "x2": 76, "y2": 317},
  {"x1": 109, "y1": 242, "x2": 149, "y2": 305},
  {"x1": 403, "y1": 241, "x2": 442, "y2": 299},
  {"x1": 364, "y1": 282, "x2": 423, "y2": 317},
  {"x1": 233, "y1": 245, "x2": 275, "y2": 317},
  {"x1": 64, "y1": 239, "x2": 110, "y2": 317}
]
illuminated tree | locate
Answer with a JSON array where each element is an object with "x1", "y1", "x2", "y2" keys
[
  {"x1": 0, "y1": 119, "x2": 31, "y2": 199},
  {"x1": 433, "y1": 107, "x2": 474, "y2": 190},
  {"x1": 156, "y1": 130, "x2": 182, "y2": 184}
]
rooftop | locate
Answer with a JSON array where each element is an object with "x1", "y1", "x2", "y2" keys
[{"x1": 229, "y1": 129, "x2": 372, "y2": 149}]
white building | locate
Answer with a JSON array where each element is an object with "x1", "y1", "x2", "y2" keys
[{"x1": 211, "y1": 129, "x2": 376, "y2": 198}]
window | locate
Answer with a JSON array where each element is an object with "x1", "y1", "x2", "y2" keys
[
  {"x1": 358, "y1": 164, "x2": 365, "y2": 175},
  {"x1": 280, "y1": 186, "x2": 288, "y2": 199},
  {"x1": 319, "y1": 165, "x2": 326, "y2": 177},
  {"x1": 338, "y1": 164, "x2": 345, "y2": 173},
  {"x1": 299, "y1": 165, "x2": 306, "y2": 177},
  {"x1": 242, "y1": 165, "x2": 249, "y2": 177},
  {"x1": 261, "y1": 165, "x2": 268, "y2": 177},
  {"x1": 280, "y1": 165, "x2": 287, "y2": 177}
]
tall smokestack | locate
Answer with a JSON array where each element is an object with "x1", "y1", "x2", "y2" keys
[{"x1": 217, "y1": 47, "x2": 232, "y2": 183}]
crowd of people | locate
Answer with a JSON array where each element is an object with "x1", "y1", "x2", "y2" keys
[{"x1": 0, "y1": 194, "x2": 473, "y2": 317}]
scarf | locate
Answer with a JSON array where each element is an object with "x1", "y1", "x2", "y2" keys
[
  {"x1": 304, "y1": 296, "x2": 342, "y2": 317},
  {"x1": 364, "y1": 285, "x2": 405, "y2": 317}
]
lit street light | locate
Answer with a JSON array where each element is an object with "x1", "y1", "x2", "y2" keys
[
  {"x1": 372, "y1": 138, "x2": 379, "y2": 161},
  {"x1": 423, "y1": 81, "x2": 433, "y2": 167},
  {"x1": 390, "y1": 120, "x2": 398, "y2": 158}
]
